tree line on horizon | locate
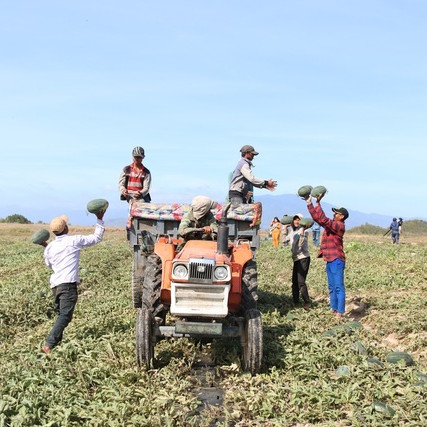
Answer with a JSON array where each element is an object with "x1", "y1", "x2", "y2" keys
[{"x1": 1, "y1": 213, "x2": 427, "y2": 234}]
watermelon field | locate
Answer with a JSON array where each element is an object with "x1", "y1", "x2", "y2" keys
[{"x1": 0, "y1": 223, "x2": 426, "y2": 426}]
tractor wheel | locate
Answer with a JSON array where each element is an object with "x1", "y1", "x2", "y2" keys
[
  {"x1": 241, "y1": 260, "x2": 258, "y2": 311},
  {"x1": 136, "y1": 307, "x2": 154, "y2": 369},
  {"x1": 241, "y1": 308, "x2": 263, "y2": 374},
  {"x1": 142, "y1": 254, "x2": 165, "y2": 318},
  {"x1": 131, "y1": 248, "x2": 146, "y2": 308}
]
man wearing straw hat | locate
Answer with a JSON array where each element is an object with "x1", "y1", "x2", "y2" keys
[{"x1": 40, "y1": 210, "x2": 105, "y2": 354}]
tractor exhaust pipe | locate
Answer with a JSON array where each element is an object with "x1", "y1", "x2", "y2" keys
[{"x1": 217, "y1": 203, "x2": 231, "y2": 254}]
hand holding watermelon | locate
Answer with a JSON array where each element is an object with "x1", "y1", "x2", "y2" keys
[
  {"x1": 87, "y1": 199, "x2": 109, "y2": 220},
  {"x1": 31, "y1": 229, "x2": 50, "y2": 246}
]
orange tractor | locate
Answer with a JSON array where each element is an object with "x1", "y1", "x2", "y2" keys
[{"x1": 128, "y1": 200, "x2": 263, "y2": 374}]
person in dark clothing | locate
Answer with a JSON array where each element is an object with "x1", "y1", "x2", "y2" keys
[{"x1": 390, "y1": 218, "x2": 399, "y2": 244}]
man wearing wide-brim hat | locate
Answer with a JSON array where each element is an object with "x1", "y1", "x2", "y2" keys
[
  {"x1": 39, "y1": 209, "x2": 106, "y2": 354},
  {"x1": 228, "y1": 145, "x2": 277, "y2": 205}
]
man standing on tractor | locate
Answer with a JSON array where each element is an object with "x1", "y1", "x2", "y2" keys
[
  {"x1": 119, "y1": 146, "x2": 152, "y2": 240},
  {"x1": 119, "y1": 146, "x2": 152, "y2": 203},
  {"x1": 228, "y1": 145, "x2": 277, "y2": 206}
]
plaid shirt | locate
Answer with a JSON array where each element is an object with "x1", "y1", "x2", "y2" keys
[{"x1": 307, "y1": 203, "x2": 345, "y2": 262}]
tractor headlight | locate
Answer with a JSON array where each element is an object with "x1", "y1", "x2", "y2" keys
[
  {"x1": 172, "y1": 264, "x2": 188, "y2": 280},
  {"x1": 213, "y1": 266, "x2": 230, "y2": 281}
]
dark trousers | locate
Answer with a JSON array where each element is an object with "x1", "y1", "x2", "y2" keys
[
  {"x1": 292, "y1": 257, "x2": 310, "y2": 304},
  {"x1": 45, "y1": 283, "x2": 78, "y2": 348}
]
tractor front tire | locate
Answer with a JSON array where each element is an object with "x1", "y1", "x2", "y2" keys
[
  {"x1": 241, "y1": 260, "x2": 258, "y2": 311},
  {"x1": 242, "y1": 308, "x2": 263, "y2": 374},
  {"x1": 136, "y1": 307, "x2": 154, "y2": 369},
  {"x1": 135, "y1": 254, "x2": 165, "y2": 368},
  {"x1": 132, "y1": 249, "x2": 146, "y2": 308},
  {"x1": 142, "y1": 254, "x2": 165, "y2": 317}
]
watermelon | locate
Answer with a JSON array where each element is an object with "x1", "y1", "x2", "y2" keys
[
  {"x1": 386, "y1": 351, "x2": 415, "y2": 366},
  {"x1": 280, "y1": 215, "x2": 293, "y2": 225},
  {"x1": 346, "y1": 321, "x2": 363, "y2": 331},
  {"x1": 352, "y1": 340, "x2": 367, "y2": 355},
  {"x1": 323, "y1": 329, "x2": 337, "y2": 338},
  {"x1": 366, "y1": 357, "x2": 384, "y2": 368},
  {"x1": 332, "y1": 324, "x2": 353, "y2": 335},
  {"x1": 372, "y1": 401, "x2": 395, "y2": 417},
  {"x1": 336, "y1": 365, "x2": 350, "y2": 377},
  {"x1": 300, "y1": 218, "x2": 314, "y2": 228},
  {"x1": 414, "y1": 372, "x2": 427, "y2": 383},
  {"x1": 414, "y1": 381, "x2": 427, "y2": 389},
  {"x1": 311, "y1": 185, "x2": 327, "y2": 198},
  {"x1": 31, "y1": 229, "x2": 50, "y2": 245},
  {"x1": 297, "y1": 185, "x2": 312, "y2": 199},
  {"x1": 87, "y1": 199, "x2": 109, "y2": 214}
]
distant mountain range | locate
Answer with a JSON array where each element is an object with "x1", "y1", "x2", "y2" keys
[
  {"x1": 104, "y1": 194, "x2": 405, "y2": 230},
  {"x1": 3, "y1": 194, "x2": 416, "y2": 230}
]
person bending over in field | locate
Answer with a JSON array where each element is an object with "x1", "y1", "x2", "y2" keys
[
  {"x1": 306, "y1": 193, "x2": 348, "y2": 318},
  {"x1": 39, "y1": 210, "x2": 105, "y2": 354}
]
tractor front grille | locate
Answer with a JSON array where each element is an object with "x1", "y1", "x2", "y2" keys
[{"x1": 189, "y1": 258, "x2": 214, "y2": 283}]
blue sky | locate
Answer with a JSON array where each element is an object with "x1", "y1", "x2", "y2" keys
[{"x1": 1, "y1": 1, "x2": 426, "y2": 225}]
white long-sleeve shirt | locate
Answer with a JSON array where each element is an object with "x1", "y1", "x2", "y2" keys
[{"x1": 44, "y1": 220, "x2": 105, "y2": 288}]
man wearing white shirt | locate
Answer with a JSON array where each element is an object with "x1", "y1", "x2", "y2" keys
[{"x1": 40, "y1": 210, "x2": 105, "y2": 354}]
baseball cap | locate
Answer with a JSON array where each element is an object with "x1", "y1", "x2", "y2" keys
[
  {"x1": 50, "y1": 215, "x2": 69, "y2": 234},
  {"x1": 132, "y1": 146, "x2": 145, "y2": 157},
  {"x1": 293, "y1": 213, "x2": 303, "y2": 220},
  {"x1": 240, "y1": 145, "x2": 259, "y2": 155},
  {"x1": 332, "y1": 207, "x2": 349, "y2": 220}
]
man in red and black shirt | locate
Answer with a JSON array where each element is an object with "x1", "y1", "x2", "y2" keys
[
  {"x1": 119, "y1": 146, "x2": 152, "y2": 240},
  {"x1": 306, "y1": 193, "x2": 349, "y2": 318},
  {"x1": 119, "y1": 146, "x2": 152, "y2": 203}
]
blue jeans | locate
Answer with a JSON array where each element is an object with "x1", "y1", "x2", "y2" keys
[
  {"x1": 326, "y1": 259, "x2": 346, "y2": 314},
  {"x1": 312, "y1": 230, "x2": 320, "y2": 247},
  {"x1": 45, "y1": 283, "x2": 78, "y2": 348}
]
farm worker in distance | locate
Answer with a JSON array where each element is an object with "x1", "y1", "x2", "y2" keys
[
  {"x1": 39, "y1": 210, "x2": 105, "y2": 354},
  {"x1": 178, "y1": 196, "x2": 218, "y2": 243},
  {"x1": 119, "y1": 146, "x2": 152, "y2": 240},
  {"x1": 389, "y1": 217, "x2": 400, "y2": 244},
  {"x1": 306, "y1": 194, "x2": 348, "y2": 318},
  {"x1": 228, "y1": 145, "x2": 277, "y2": 206},
  {"x1": 397, "y1": 217, "x2": 403, "y2": 243},
  {"x1": 281, "y1": 214, "x2": 291, "y2": 247},
  {"x1": 311, "y1": 221, "x2": 321, "y2": 247},
  {"x1": 283, "y1": 214, "x2": 311, "y2": 310},
  {"x1": 269, "y1": 217, "x2": 281, "y2": 248}
]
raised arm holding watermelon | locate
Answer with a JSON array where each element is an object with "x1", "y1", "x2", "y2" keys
[
  {"x1": 305, "y1": 188, "x2": 349, "y2": 319},
  {"x1": 38, "y1": 200, "x2": 107, "y2": 355}
]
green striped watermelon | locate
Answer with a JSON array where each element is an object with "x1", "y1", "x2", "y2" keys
[
  {"x1": 87, "y1": 199, "x2": 109, "y2": 214},
  {"x1": 31, "y1": 229, "x2": 50, "y2": 245},
  {"x1": 386, "y1": 351, "x2": 415, "y2": 366},
  {"x1": 297, "y1": 185, "x2": 312, "y2": 199},
  {"x1": 311, "y1": 185, "x2": 327, "y2": 198}
]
